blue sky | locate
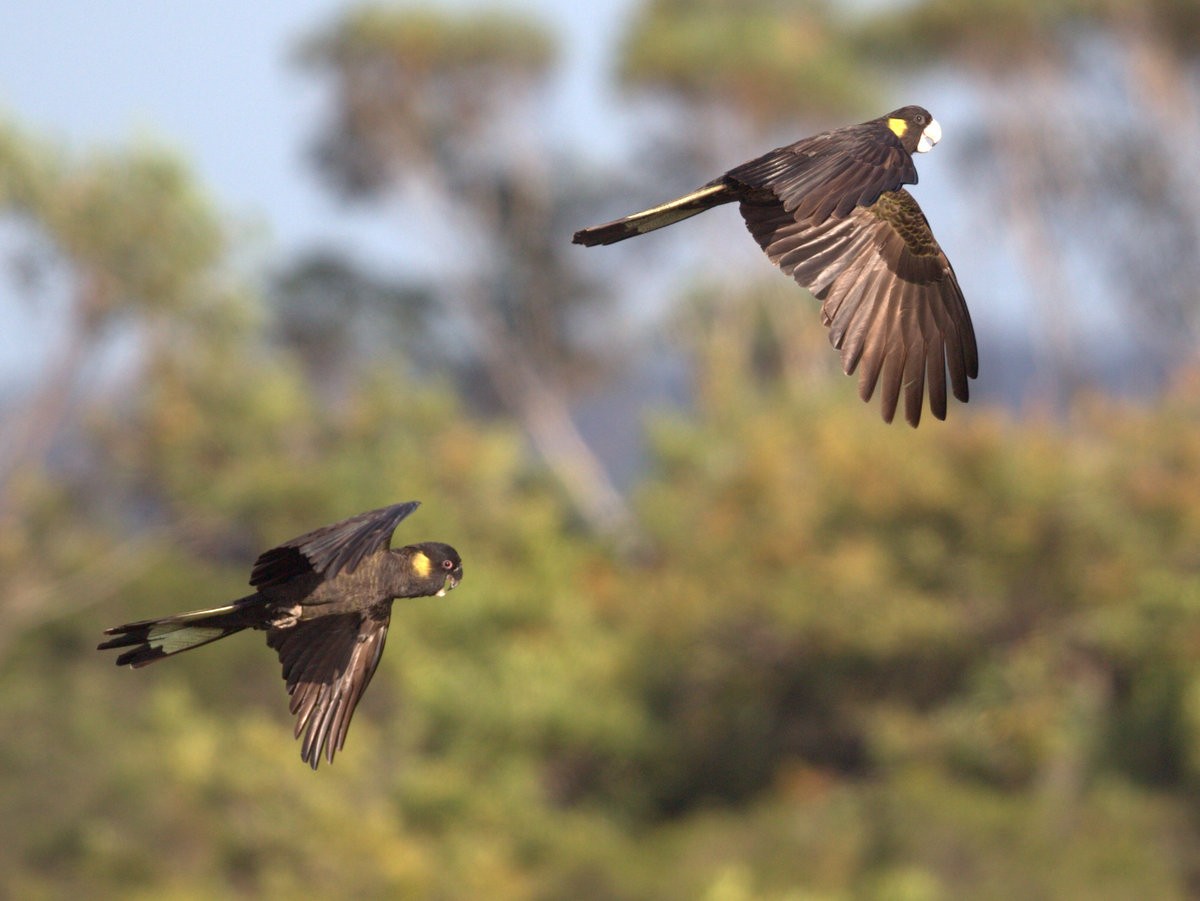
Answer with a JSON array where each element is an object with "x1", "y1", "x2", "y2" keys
[{"x1": 0, "y1": 0, "x2": 637, "y2": 259}]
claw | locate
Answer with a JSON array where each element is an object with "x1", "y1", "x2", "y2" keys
[{"x1": 269, "y1": 604, "x2": 302, "y2": 629}]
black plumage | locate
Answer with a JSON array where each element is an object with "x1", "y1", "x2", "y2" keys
[
  {"x1": 99, "y1": 502, "x2": 463, "y2": 769},
  {"x1": 573, "y1": 105, "x2": 977, "y2": 427}
]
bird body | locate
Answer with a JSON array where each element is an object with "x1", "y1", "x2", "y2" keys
[
  {"x1": 100, "y1": 502, "x2": 462, "y2": 768},
  {"x1": 265, "y1": 545, "x2": 449, "y2": 621},
  {"x1": 573, "y1": 106, "x2": 977, "y2": 427}
]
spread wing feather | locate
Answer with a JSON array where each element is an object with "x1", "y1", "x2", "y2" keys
[
  {"x1": 268, "y1": 610, "x2": 391, "y2": 769},
  {"x1": 740, "y1": 189, "x2": 977, "y2": 426},
  {"x1": 250, "y1": 501, "x2": 420, "y2": 588}
]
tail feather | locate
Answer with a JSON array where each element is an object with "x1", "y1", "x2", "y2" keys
[
  {"x1": 99, "y1": 596, "x2": 261, "y2": 668},
  {"x1": 572, "y1": 182, "x2": 734, "y2": 246}
]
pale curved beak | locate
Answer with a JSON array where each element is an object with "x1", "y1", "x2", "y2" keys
[{"x1": 916, "y1": 117, "x2": 941, "y2": 153}]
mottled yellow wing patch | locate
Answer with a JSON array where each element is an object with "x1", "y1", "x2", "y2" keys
[
  {"x1": 887, "y1": 117, "x2": 908, "y2": 139},
  {"x1": 410, "y1": 551, "x2": 432, "y2": 578}
]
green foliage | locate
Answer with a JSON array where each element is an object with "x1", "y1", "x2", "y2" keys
[
  {"x1": 0, "y1": 120, "x2": 225, "y2": 324},
  {"x1": 619, "y1": 0, "x2": 875, "y2": 124},
  {"x1": 855, "y1": 0, "x2": 1094, "y2": 66},
  {"x1": 11, "y1": 264, "x2": 1200, "y2": 896},
  {"x1": 299, "y1": 4, "x2": 555, "y2": 75},
  {"x1": 297, "y1": 4, "x2": 556, "y2": 195},
  {"x1": 857, "y1": 0, "x2": 1200, "y2": 65}
]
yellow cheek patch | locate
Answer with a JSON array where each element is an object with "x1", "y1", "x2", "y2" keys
[
  {"x1": 887, "y1": 117, "x2": 907, "y2": 138},
  {"x1": 411, "y1": 552, "x2": 432, "y2": 578}
]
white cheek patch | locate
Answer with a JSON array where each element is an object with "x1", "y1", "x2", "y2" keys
[{"x1": 917, "y1": 117, "x2": 942, "y2": 153}]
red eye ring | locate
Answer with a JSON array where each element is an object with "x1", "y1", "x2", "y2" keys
[{"x1": 442, "y1": 558, "x2": 455, "y2": 570}]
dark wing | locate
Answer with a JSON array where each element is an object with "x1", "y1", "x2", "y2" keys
[
  {"x1": 267, "y1": 608, "x2": 391, "y2": 769},
  {"x1": 740, "y1": 188, "x2": 977, "y2": 426},
  {"x1": 727, "y1": 122, "x2": 917, "y2": 225},
  {"x1": 250, "y1": 501, "x2": 420, "y2": 589}
]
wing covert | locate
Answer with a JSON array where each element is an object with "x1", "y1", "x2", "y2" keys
[
  {"x1": 250, "y1": 501, "x2": 420, "y2": 588},
  {"x1": 727, "y1": 124, "x2": 917, "y2": 225},
  {"x1": 267, "y1": 609, "x2": 391, "y2": 769}
]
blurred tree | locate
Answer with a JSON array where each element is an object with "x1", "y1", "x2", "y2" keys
[
  {"x1": 586, "y1": 358, "x2": 1200, "y2": 897},
  {"x1": 0, "y1": 122, "x2": 229, "y2": 512},
  {"x1": 0, "y1": 114, "x2": 639, "y2": 898},
  {"x1": 0, "y1": 121, "x2": 243, "y2": 656},
  {"x1": 268, "y1": 250, "x2": 434, "y2": 396},
  {"x1": 293, "y1": 6, "x2": 632, "y2": 538},
  {"x1": 619, "y1": 0, "x2": 876, "y2": 130}
]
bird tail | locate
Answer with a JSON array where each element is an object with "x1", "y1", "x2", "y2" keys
[
  {"x1": 572, "y1": 181, "x2": 734, "y2": 246},
  {"x1": 98, "y1": 595, "x2": 261, "y2": 668}
]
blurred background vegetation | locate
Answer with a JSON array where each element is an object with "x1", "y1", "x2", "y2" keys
[{"x1": 3, "y1": 0, "x2": 1200, "y2": 897}]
